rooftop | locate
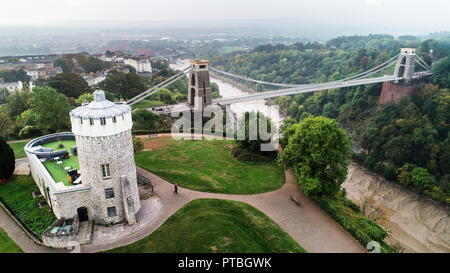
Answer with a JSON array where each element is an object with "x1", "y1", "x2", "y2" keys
[{"x1": 69, "y1": 89, "x2": 131, "y2": 119}]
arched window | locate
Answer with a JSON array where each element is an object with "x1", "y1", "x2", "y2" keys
[{"x1": 401, "y1": 56, "x2": 406, "y2": 65}]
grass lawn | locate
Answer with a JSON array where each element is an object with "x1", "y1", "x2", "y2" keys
[
  {"x1": 135, "y1": 138, "x2": 284, "y2": 194},
  {"x1": 43, "y1": 156, "x2": 79, "y2": 186},
  {"x1": 0, "y1": 228, "x2": 23, "y2": 253},
  {"x1": 132, "y1": 99, "x2": 165, "y2": 109},
  {"x1": 107, "y1": 199, "x2": 306, "y2": 253},
  {"x1": 0, "y1": 176, "x2": 56, "y2": 235},
  {"x1": 41, "y1": 140, "x2": 78, "y2": 186},
  {"x1": 7, "y1": 140, "x2": 29, "y2": 158},
  {"x1": 41, "y1": 140, "x2": 76, "y2": 151}
]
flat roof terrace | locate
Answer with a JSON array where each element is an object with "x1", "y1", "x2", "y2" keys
[{"x1": 41, "y1": 140, "x2": 79, "y2": 186}]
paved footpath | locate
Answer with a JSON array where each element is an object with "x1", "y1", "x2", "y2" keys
[
  {"x1": 1, "y1": 163, "x2": 365, "y2": 253},
  {"x1": 82, "y1": 167, "x2": 365, "y2": 253}
]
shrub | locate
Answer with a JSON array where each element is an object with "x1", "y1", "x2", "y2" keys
[{"x1": 18, "y1": 126, "x2": 43, "y2": 138}]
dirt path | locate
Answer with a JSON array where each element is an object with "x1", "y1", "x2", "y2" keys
[{"x1": 82, "y1": 167, "x2": 365, "y2": 253}]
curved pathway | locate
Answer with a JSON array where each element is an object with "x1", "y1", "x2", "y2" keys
[
  {"x1": 82, "y1": 167, "x2": 365, "y2": 253},
  {"x1": 3, "y1": 159, "x2": 366, "y2": 253}
]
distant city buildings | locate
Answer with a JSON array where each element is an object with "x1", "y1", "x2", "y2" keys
[
  {"x1": 83, "y1": 72, "x2": 108, "y2": 87},
  {"x1": 123, "y1": 56, "x2": 152, "y2": 76},
  {"x1": 0, "y1": 81, "x2": 23, "y2": 92}
]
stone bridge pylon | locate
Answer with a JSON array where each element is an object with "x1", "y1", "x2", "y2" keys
[{"x1": 188, "y1": 59, "x2": 213, "y2": 111}]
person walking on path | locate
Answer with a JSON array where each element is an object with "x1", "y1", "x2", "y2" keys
[{"x1": 174, "y1": 183, "x2": 178, "y2": 194}]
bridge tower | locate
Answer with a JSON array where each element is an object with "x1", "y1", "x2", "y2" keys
[
  {"x1": 379, "y1": 48, "x2": 419, "y2": 104},
  {"x1": 188, "y1": 59, "x2": 212, "y2": 110},
  {"x1": 394, "y1": 48, "x2": 416, "y2": 82}
]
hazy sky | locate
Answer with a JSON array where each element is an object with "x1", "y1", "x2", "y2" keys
[{"x1": 1, "y1": 0, "x2": 449, "y2": 32}]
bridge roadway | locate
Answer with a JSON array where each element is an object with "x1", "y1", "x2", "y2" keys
[
  {"x1": 149, "y1": 75, "x2": 402, "y2": 114},
  {"x1": 147, "y1": 71, "x2": 431, "y2": 115},
  {"x1": 214, "y1": 75, "x2": 402, "y2": 105}
]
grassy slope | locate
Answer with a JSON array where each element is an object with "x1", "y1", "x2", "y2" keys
[
  {"x1": 0, "y1": 176, "x2": 56, "y2": 235},
  {"x1": 135, "y1": 138, "x2": 284, "y2": 194},
  {"x1": 107, "y1": 199, "x2": 306, "y2": 253},
  {"x1": 8, "y1": 140, "x2": 28, "y2": 158},
  {"x1": 0, "y1": 228, "x2": 23, "y2": 253},
  {"x1": 313, "y1": 195, "x2": 397, "y2": 253}
]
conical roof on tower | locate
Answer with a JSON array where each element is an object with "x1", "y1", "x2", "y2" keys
[{"x1": 70, "y1": 90, "x2": 130, "y2": 119}]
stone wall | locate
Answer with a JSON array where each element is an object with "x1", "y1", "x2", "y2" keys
[
  {"x1": 75, "y1": 130, "x2": 140, "y2": 225},
  {"x1": 378, "y1": 82, "x2": 419, "y2": 105}
]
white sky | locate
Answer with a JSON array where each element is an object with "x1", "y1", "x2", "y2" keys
[{"x1": 1, "y1": 0, "x2": 449, "y2": 32}]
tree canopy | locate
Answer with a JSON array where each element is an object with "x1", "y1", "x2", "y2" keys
[
  {"x1": 47, "y1": 72, "x2": 91, "y2": 98},
  {"x1": 29, "y1": 86, "x2": 71, "y2": 132},
  {"x1": 280, "y1": 116, "x2": 351, "y2": 197},
  {"x1": 99, "y1": 71, "x2": 147, "y2": 100}
]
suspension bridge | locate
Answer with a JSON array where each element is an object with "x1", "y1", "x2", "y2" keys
[{"x1": 125, "y1": 48, "x2": 432, "y2": 114}]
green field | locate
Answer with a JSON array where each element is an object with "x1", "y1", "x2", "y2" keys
[
  {"x1": 0, "y1": 228, "x2": 23, "y2": 253},
  {"x1": 135, "y1": 138, "x2": 284, "y2": 194},
  {"x1": 0, "y1": 176, "x2": 56, "y2": 235},
  {"x1": 107, "y1": 199, "x2": 305, "y2": 253},
  {"x1": 7, "y1": 140, "x2": 28, "y2": 158},
  {"x1": 131, "y1": 99, "x2": 165, "y2": 109}
]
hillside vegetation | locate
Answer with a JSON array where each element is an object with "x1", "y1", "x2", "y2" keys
[{"x1": 213, "y1": 35, "x2": 450, "y2": 204}]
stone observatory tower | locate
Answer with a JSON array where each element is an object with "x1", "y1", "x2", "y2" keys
[{"x1": 69, "y1": 90, "x2": 140, "y2": 225}]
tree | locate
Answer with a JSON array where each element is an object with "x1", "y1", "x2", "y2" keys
[
  {"x1": 280, "y1": 116, "x2": 351, "y2": 197},
  {"x1": 82, "y1": 56, "x2": 111, "y2": 73},
  {"x1": 323, "y1": 103, "x2": 339, "y2": 118},
  {"x1": 0, "y1": 112, "x2": 13, "y2": 138},
  {"x1": 411, "y1": 167, "x2": 436, "y2": 191},
  {"x1": 47, "y1": 73, "x2": 91, "y2": 98},
  {"x1": 100, "y1": 71, "x2": 147, "y2": 100},
  {"x1": 0, "y1": 88, "x2": 8, "y2": 104},
  {"x1": 132, "y1": 109, "x2": 164, "y2": 131},
  {"x1": 29, "y1": 86, "x2": 71, "y2": 132},
  {"x1": 75, "y1": 93, "x2": 94, "y2": 105},
  {"x1": 5, "y1": 89, "x2": 31, "y2": 118},
  {"x1": 431, "y1": 56, "x2": 450, "y2": 88},
  {"x1": 0, "y1": 137, "x2": 15, "y2": 182},
  {"x1": 235, "y1": 111, "x2": 276, "y2": 156},
  {"x1": 54, "y1": 59, "x2": 71, "y2": 73},
  {"x1": 0, "y1": 68, "x2": 30, "y2": 83}
]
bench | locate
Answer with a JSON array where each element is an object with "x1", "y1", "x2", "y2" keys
[{"x1": 290, "y1": 195, "x2": 301, "y2": 206}]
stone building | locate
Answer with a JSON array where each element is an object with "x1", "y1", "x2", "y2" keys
[{"x1": 25, "y1": 90, "x2": 140, "y2": 228}]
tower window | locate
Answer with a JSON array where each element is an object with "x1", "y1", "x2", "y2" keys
[
  {"x1": 105, "y1": 188, "x2": 115, "y2": 199},
  {"x1": 100, "y1": 117, "x2": 106, "y2": 125},
  {"x1": 112, "y1": 116, "x2": 117, "y2": 123},
  {"x1": 107, "y1": 206, "x2": 117, "y2": 217},
  {"x1": 80, "y1": 118, "x2": 83, "y2": 124},
  {"x1": 101, "y1": 164, "x2": 111, "y2": 179},
  {"x1": 89, "y1": 118, "x2": 94, "y2": 125}
]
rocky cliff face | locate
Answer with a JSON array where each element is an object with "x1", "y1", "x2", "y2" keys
[{"x1": 343, "y1": 163, "x2": 450, "y2": 253}]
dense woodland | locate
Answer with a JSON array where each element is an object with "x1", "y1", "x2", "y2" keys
[{"x1": 212, "y1": 35, "x2": 450, "y2": 205}]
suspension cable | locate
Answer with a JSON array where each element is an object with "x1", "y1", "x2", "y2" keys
[{"x1": 126, "y1": 66, "x2": 191, "y2": 105}]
